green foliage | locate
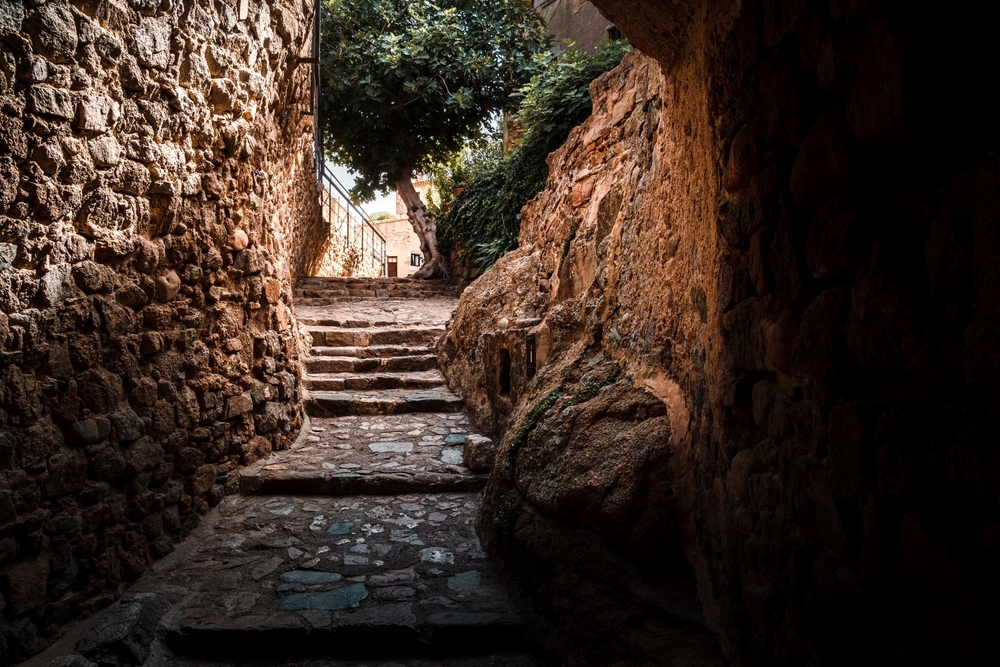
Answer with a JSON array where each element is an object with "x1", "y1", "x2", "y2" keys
[
  {"x1": 502, "y1": 365, "x2": 621, "y2": 470},
  {"x1": 491, "y1": 489, "x2": 523, "y2": 539},
  {"x1": 505, "y1": 387, "x2": 566, "y2": 467},
  {"x1": 565, "y1": 366, "x2": 621, "y2": 408},
  {"x1": 319, "y1": 0, "x2": 548, "y2": 201},
  {"x1": 439, "y1": 40, "x2": 631, "y2": 271},
  {"x1": 425, "y1": 124, "x2": 503, "y2": 216},
  {"x1": 369, "y1": 211, "x2": 396, "y2": 221}
]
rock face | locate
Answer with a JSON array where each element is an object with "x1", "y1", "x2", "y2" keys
[
  {"x1": 0, "y1": 1, "x2": 322, "y2": 661},
  {"x1": 440, "y1": 2, "x2": 1000, "y2": 664}
]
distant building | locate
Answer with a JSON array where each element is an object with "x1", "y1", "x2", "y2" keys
[
  {"x1": 533, "y1": 0, "x2": 621, "y2": 53},
  {"x1": 376, "y1": 175, "x2": 431, "y2": 278}
]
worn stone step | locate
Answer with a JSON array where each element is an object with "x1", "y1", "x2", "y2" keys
[
  {"x1": 296, "y1": 294, "x2": 455, "y2": 306},
  {"x1": 240, "y1": 469, "x2": 487, "y2": 496},
  {"x1": 304, "y1": 370, "x2": 446, "y2": 392},
  {"x1": 297, "y1": 317, "x2": 402, "y2": 328},
  {"x1": 310, "y1": 344, "x2": 435, "y2": 359},
  {"x1": 306, "y1": 390, "x2": 463, "y2": 417},
  {"x1": 304, "y1": 355, "x2": 439, "y2": 374},
  {"x1": 308, "y1": 326, "x2": 444, "y2": 348},
  {"x1": 296, "y1": 286, "x2": 457, "y2": 296},
  {"x1": 145, "y1": 493, "x2": 524, "y2": 658}
]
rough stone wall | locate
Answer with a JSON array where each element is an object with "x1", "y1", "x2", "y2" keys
[
  {"x1": 0, "y1": 0, "x2": 322, "y2": 661},
  {"x1": 439, "y1": 1, "x2": 1000, "y2": 664}
]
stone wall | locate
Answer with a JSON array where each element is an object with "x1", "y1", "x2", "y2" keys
[
  {"x1": 0, "y1": 0, "x2": 322, "y2": 661},
  {"x1": 439, "y1": 1, "x2": 1000, "y2": 664}
]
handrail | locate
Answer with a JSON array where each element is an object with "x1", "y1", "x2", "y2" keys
[
  {"x1": 311, "y1": 0, "x2": 386, "y2": 277},
  {"x1": 321, "y1": 163, "x2": 387, "y2": 245},
  {"x1": 318, "y1": 164, "x2": 387, "y2": 276}
]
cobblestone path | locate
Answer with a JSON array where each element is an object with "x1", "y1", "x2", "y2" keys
[{"x1": 30, "y1": 279, "x2": 531, "y2": 667}]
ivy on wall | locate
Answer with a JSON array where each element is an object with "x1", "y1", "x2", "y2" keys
[{"x1": 438, "y1": 40, "x2": 631, "y2": 272}]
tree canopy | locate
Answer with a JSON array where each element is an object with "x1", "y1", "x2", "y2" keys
[{"x1": 318, "y1": 0, "x2": 548, "y2": 202}]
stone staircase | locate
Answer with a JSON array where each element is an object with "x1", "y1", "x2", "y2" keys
[
  {"x1": 295, "y1": 276, "x2": 458, "y2": 305},
  {"x1": 49, "y1": 278, "x2": 530, "y2": 667},
  {"x1": 299, "y1": 313, "x2": 463, "y2": 418}
]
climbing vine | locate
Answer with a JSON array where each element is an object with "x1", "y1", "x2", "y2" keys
[{"x1": 438, "y1": 40, "x2": 631, "y2": 272}]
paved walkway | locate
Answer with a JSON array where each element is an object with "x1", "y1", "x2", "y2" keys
[{"x1": 30, "y1": 279, "x2": 528, "y2": 667}]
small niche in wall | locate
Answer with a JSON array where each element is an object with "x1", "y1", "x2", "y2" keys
[
  {"x1": 526, "y1": 335, "x2": 536, "y2": 379},
  {"x1": 499, "y1": 348, "x2": 512, "y2": 396}
]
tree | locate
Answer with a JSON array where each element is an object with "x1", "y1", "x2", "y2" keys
[{"x1": 318, "y1": 0, "x2": 548, "y2": 278}]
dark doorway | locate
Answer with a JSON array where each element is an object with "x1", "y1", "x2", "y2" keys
[
  {"x1": 387, "y1": 256, "x2": 398, "y2": 277},
  {"x1": 499, "y1": 348, "x2": 511, "y2": 396}
]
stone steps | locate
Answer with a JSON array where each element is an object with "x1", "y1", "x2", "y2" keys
[
  {"x1": 304, "y1": 355, "x2": 439, "y2": 374},
  {"x1": 32, "y1": 289, "x2": 521, "y2": 667},
  {"x1": 307, "y1": 326, "x2": 444, "y2": 348},
  {"x1": 146, "y1": 493, "x2": 525, "y2": 661},
  {"x1": 306, "y1": 390, "x2": 463, "y2": 417},
  {"x1": 303, "y1": 370, "x2": 446, "y2": 391},
  {"x1": 310, "y1": 344, "x2": 435, "y2": 358},
  {"x1": 239, "y1": 468, "x2": 487, "y2": 496},
  {"x1": 296, "y1": 295, "x2": 454, "y2": 306}
]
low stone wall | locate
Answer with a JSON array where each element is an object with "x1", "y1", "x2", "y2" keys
[
  {"x1": 0, "y1": 0, "x2": 322, "y2": 660},
  {"x1": 439, "y1": 0, "x2": 1000, "y2": 663}
]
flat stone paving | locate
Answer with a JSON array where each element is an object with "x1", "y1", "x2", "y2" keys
[
  {"x1": 240, "y1": 414, "x2": 486, "y2": 495},
  {"x1": 296, "y1": 298, "x2": 459, "y2": 328},
  {"x1": 148, "y1": 655, "x2": 535, "y2": 667},
  {"x1": 133, "y1": 492, "x2": 523, "y2": 657}
]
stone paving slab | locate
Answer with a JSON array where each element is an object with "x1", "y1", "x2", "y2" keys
[
  {"x1": 306, "y1": 326, "x2": 445, "y2": 348},
  {"x1": 134, "y1": 493, "x2": 522, "y2": 657},
  {"x1": 148, "y1": 654, "x2": 536, "y2": 666},
  {"x1": 241, "y1": 414, "x2": 484, "y2": 496},
  {"x1": 305, "y1": 355, "x2": 440, "y2": 374},
  {"x1": 307, "y1": 391, "x2": 463, "y2": 417},
  {"x1": 304, "y1": 370, "x2": 447, "y2": 392},
  {"x1": 295, "y1": 299, "x2": 459, "y2": 328},
  {"x1": 311, "y1": 345, "x2": 436, "y2": 359}
]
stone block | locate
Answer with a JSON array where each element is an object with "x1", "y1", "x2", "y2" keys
[
  {"x1": 263, "y1": 278, "x2": 281, "y2": 303},
  {"x1": 43, "y1": 449, "x2": 88, "y2": 497},
  {"x1": 28, "y1": 85, "x2": 74, "y2": 119},
  {"x1": 68, "y1": 418, "x2": 112, "y2": 446},
  {"x1": 75, "y1": 94, "x2": 116, "y2": 134},
  {"x1": 110, "y1": 408, "x2": 144, "y2": 443},
  {"x1": 188, "y1": 464, "x2": 217, "y2": 497},
  {"x1": 227, "y1": 228, "x2": 249, "y2": 250},
  {"x1": 1, "y1": 553, "x2": 50, "y2": 615},
  {"x1": 154, "y1": 270, "x2": 181, "y2": 302},
  {"x1": 23, "y1": 4, "x2": 78, "y2": 62},
  {"x1": 38, "y1": 263, "x2": 81, "y2": 306},
  {"x1": 789, "y1": 103, "x2": 859, "y2": 211},
  {"x1": 463, "y1": 434, "x2": 496, "y2": 473},
  {"x1": 224, "y1": 393, "x2": 253, "y2": 419},
  {"x1": 75, "y1": 592, "x2": 170, "y2": 665},
  {"x1": 791, "y1": 286, "x2": 851, "y2": 379},
  {"x1": 133, "y1": 17, "x2": 171, "y2": 69},
  {"x1": 723, "y1": 125, "x2": 757, "y2": 193},
  {"x1": 88, "y1": 444, "x2": 127, "y2": 481},
  {"x1": 89, "y1": 135, "x2": 121, "y2": 167},
  {"x1": 125, "y1": 437, "x2": 164, "y2": 475},
  {"x1": 242, "y1": 435, "x2": 272, "y2": 465}
]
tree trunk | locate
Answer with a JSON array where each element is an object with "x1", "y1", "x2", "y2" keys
[{"x1": 395, "y1": 166, "x2": 442, "y2": 279}]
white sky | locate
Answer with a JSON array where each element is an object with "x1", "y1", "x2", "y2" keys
[{"x1": 327, "y1": 163, "x2": 397, "y2": 218}]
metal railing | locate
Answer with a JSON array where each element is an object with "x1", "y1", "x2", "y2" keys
[
  {"x1": 310, "y1": 0, "x2": 386, "y2": 277},
  {"x1": 319, "y1": 162, "x2": 387, "y2": 276}
]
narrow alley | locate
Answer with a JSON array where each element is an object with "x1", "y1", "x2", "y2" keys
[{"x1": 27, "y1": 278, "x2": 533, "y2": 666}]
